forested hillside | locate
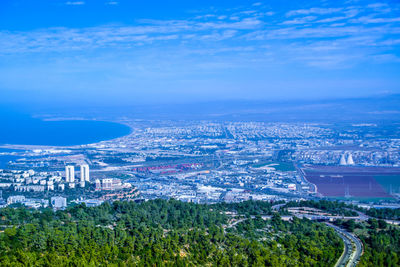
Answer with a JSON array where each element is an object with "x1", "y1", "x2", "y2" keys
[{"x1": 0, "y1": 199, "x2": 343, "y2": 266}]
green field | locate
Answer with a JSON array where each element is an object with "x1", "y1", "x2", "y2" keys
[
  {"x1": 253, "y1": 161, "x2": 295, "y2": 171},
  {"x1": 374, "y1": 175, "x2": 400, "y2": 194}
]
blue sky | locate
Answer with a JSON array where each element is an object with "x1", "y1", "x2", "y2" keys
[{"x1": 0, "y1": 0, "x2": 399, "y2": 107}]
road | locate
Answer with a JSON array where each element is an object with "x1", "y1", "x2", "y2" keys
[
  {"x1": 347, "y1": 208, "x2": 400, "y2": 225},
  {"x1": 271, "y1": 203, "x2": 285, "y2": 211},
  {"x1": 295, "y1": 164, "x2": 318, "y2": 194},
  {"x1": 223, "y1": 217, "x2": 247, "y2": 233},
  {"x1": 225, "y1": 218, "x2": 246, "y2": 229},
  {"x1": 224, "y1": 211, "x2": 365, "y2": 267},
  {"x1": 325, "y1": 223, "x2": 363, "y2": 267}
]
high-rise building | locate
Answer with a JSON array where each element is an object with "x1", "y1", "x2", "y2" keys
[
  {"x1": 80, "y1": 164, "x2": 90, "y2": 182},
  {"x1": 65, "y1": 166, "x2": 75, "y2": 182}
]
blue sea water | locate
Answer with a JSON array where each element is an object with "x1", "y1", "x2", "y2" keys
[
  {"x1": 0, "y1": 155, "x2": 20, "y2": 169},
  {"x1": 0, "y1": 108, "x2": 131, "y2": 146},
  {"x1": 0, "y1": 148, "x2": 21, "y2": 169}
]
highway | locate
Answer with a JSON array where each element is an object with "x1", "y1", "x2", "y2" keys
[
  {"x1": 326, "y1": 223, "x2": 363, "y2": 267},
  {"x1": 224, "y1": 209, "x2": 365, "y2": 267}
]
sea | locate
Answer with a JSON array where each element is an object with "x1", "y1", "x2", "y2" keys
[
  {"x1": 0, "y1": 148, "x2": 21, "y2": 169},
  {"x1": 0, "y1": 110, "x2": 131, "y2": 146}
]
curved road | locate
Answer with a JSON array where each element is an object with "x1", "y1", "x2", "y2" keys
[
  {"x1": 325, "y1": 223, "x2": 363, "y2": 267},
  {"x1": 225, "y1": 214, "x2": 364, "y2": 267}
]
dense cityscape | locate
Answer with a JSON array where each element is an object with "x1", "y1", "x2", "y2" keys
[
  {"x1": 1, "y1": 121, "x2": 399, "y2": 206},
  {"x1": 0, "y1": 120, "x2": 400, "y2": 266}
]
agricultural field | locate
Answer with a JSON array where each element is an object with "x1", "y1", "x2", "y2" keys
[
  {"x1": 374, "y1": 175, "x2": 400, "y2": 195},
  {"x1": 253, "y1": 161, "x2": 295, "y2": 172},
  {"x1": 301, "y1": 165, "x2": 400, "y2": 199}
]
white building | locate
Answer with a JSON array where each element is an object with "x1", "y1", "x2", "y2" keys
[
  {"x1": 95, "y1": 179, "x2": 101, "y2": 191},
  {"x1": 347, "y1": 154, "x2": 355, "y2": 165},
  {"x1": 14, "y1": 185, "x2": 45, "y2": 192},
  {"x1": 51, "y1": 196, "x2": 67, "y2": 209},
  {"x1": 94, "y1": 178, "x2": 127, "y2": 191},
  {"x1": 7, "y1": 195, "x2": 26, "y2": 204},
  {"x1": 76, "y1": 199, "x2": 103, "y2": 207},
  {"x1": 80, "y1": 164, "x2": 89, "y2": 187},
  {"x1": 102, "y1": 179, "x2": 113, "y2": 190},
  {"x1": 80, "y1": 164, "x2": 90, "y2": 182},
  {"x1": 339, "y1": 154, "x2": 347, "y2": 165},
  {"x1": 47, "y1": 181, "x2": 54, "y2": 191},
  {"x1": 65, "y1": 166, "x2": 75, "y2": 182}
]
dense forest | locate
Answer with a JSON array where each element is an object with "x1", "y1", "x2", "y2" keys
[
  {"x1": 1, "y1": 199, "x2": 399, "y2": 266},
  {"x1": 365, "y1": 207, "x2": 400, "y2": 220},
  {"x1": 359, "y1": 225, "x2": 400, "y2": 266},
  {"x1": 0, "y1": 199, "x2": 343, "y2": 266}
]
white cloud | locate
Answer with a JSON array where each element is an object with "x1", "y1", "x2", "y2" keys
[
  {"x1": 379, "y1": 39, "x2": 400, "y2": 46},
  {"x1": 106, "y1": 1, "x2": 118, "y2": 5},
  {"x1": 351, "y1": 16, "x2": 400, "y2": 24},
  {"x1": 1, "y1": 2, "x2": 399, "y2": 71},
  {"x1": 0, "y1": 16, "x2": 263, "y2": 54},
  {"x1": 66, "y1": 1, "x2": 85, "y2": 5},
  {"x1": 367, "y1": 3, "x2": 388, "y2": 9},
  {"x1": 282, "y1": 16, "x2": 317, "y2": 25},
  {"x1": 317, "y1": 16, "x2": 348, "y2": 23},
  {"x1": 371, "y1": 53, "x2": 400, "y2": 63},
  {"x1": 286, "y1": 7, "x2": 342, "y2": 17},
  {"x1": 198, "y1": 18, "x2": 262, "y2": 30}
]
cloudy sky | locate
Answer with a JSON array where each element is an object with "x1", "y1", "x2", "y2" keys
[{"x1": 0, "y1": 0, "x2": 399, "y2": 108}]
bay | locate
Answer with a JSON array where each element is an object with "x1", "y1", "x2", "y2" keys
[{"x1": 0, "y1": 109, "x2": 131, "y2": 146}]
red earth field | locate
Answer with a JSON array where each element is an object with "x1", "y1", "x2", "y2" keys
[{"x1": 301, "y1": 165, "x2": 400, "y2": 198}]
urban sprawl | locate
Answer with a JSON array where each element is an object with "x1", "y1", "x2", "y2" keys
[{"x1": 1, "y1": 120, "x2": 399, "y2": 211}]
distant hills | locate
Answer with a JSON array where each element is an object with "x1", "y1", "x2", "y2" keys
[
  {"x1": 136, "y1": 94, "x2": 400, "y2": 122},
  {"x1": 2, "y1": 94, "x2": 400, "y2": 123}
]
